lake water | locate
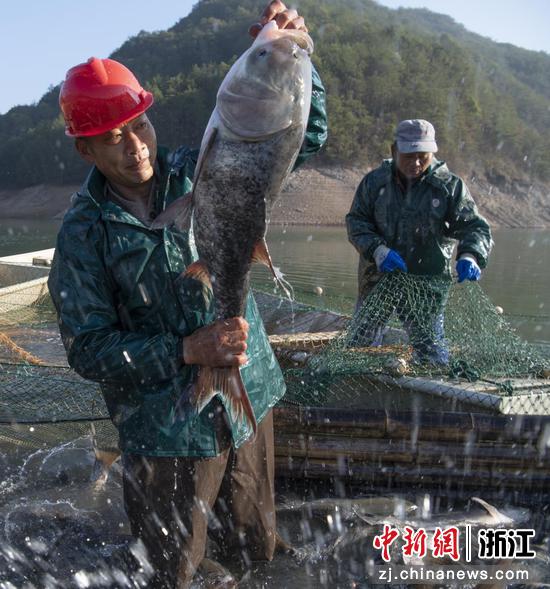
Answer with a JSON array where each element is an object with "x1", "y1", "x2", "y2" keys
[{"x1": 1, "y1": 219, "x2": 549, "y2": 344}]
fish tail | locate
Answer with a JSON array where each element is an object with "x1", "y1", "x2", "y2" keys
[
  {"x1": 227, "y1": 366, "x2": 257, "y2": 438},
  {"x1": 191, "y1": 366, "x2": 257, "y2": 437}
]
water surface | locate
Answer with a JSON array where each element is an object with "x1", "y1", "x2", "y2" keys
[{"x1": 251, "y1": 225, "x2": 550, "y2": 345}]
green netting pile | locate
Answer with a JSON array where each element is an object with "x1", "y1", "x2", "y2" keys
[
  {"x1": 0, "y1": 281, "x2": 112, "y2": 449},
  {"x1": 0, "y1": 271, "x2": 550, "y2": 440},
  {"x1": 276, "y1": 273, "x2": 550, "y2": 414}
]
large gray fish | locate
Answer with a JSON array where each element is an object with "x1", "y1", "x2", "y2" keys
[{"x1": 152, "y1": 22, "x2": 314, "y2": 434}]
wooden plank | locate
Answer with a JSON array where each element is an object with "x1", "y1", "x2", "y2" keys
[
  {"x1": 414, "y1": 440, "x2": 549, "y2": 468},
  {"x1": 274, "y1": 435, "x2": 550, "y2": 471},
  {"x1": 273, "y1": 406, "x2": 550, "y2": 443},
  {"x1": 274, "y1": 405, "x2": 389, "y2": 437},
  {"x1": 275, "y1": 433, "x2": 417, "y2": 463}
]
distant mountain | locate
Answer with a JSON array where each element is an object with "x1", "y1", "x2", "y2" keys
[{"x1": 0, "y1": 0, "x2": 549, "y2": 189}]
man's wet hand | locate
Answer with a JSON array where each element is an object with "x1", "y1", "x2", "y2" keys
[
  {"x1": 249, "y1": 0, "x2": 308, "y2": 38},
  {"x1": 182, "y1": 317, "x2": 249, "y2": 367}
]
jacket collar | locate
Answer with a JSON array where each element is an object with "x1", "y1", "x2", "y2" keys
[{"x1": 422, "y1": 159, "x2": 453, "y2": 194}]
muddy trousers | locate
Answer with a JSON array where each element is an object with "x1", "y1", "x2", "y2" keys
[{"x1": 122, "y1": 410, "x2": 275, "y2": 589}]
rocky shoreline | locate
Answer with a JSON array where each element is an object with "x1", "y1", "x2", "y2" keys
[
  {"x1": 273, "y1": 165, "x2": 550, "y2": 229},
  {"x1": 0, "y1": 166, "x2": 548, "y2": 228}
]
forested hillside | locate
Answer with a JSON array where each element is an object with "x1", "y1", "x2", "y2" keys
[{"x1": 1, "y1": 0, "x2": 549, "y2": 190}]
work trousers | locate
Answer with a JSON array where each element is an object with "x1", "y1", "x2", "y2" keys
[{"x1": 122, "y1": 409, "x2": 275, "y2": 589}]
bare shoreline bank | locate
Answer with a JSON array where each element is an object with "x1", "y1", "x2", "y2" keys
[{"x1": 0, "y1": 166, "x2": 549, "y2": 229}]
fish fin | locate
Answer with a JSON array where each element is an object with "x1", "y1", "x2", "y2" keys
[
  {"x1": 224, "y1": 366, "x2": 257, "y2": 438},
  {"x1": 152, "y1": 127, "x2": 217, "y2": 232},
  {"x1": 191, "y1": 366, "x2": 257, "y2": 437},
  {"x1": 93, "y1": 448, "x2": 120, "y2": 472},
  {"x1": 251, "y1": 238, "x2": 272, "y2": 267},
  {"x1": 251, "y1": 238, "x2": 293, "y2": 300},
  {"x1": 150, "y1": 192, "x2": 194, "y2": 231},
  {"x1": 182, "y1": 260, "x2": 212, "y2": 288},
  {"x1": 89, "y1": 422, "x2": 120, "y2": 486},
  {"x1": 471, "y1": 497, "x2": 511, "y2": 522},
  {"x1": 91, "y1": 449, "x2": 121, "y2": 489},
  {"x1": 192, "y1": 126, "x2": 218, "y2": 188}
]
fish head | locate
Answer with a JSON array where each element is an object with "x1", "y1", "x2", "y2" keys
[
  {"x1": 216, "y1": 22, "x2": 313, "y2": 139},
  {"x1": 246, "y1": 22, "x2": 313, "y2": 78}
]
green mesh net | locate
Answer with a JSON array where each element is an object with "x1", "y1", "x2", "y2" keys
[
  {"x1": 0, "y1": 272, "x2": 115, "y2": 452},
  {"x1": 320, "y1": 273, "x2": 546, "y2": 377},
  {"x1": 0, "y1": 268, "x2": 549, "y2": 451},
  {"x1": 257, "y1": 273, "x2": 550, "y2": 416}
]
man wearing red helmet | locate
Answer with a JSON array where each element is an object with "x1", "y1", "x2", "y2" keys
[{"x1": 48, "y1": 2, "x2": 326, "y2": 588}]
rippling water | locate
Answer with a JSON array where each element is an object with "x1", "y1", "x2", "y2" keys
[{"x1": 1, "y1": 436, "x2": 548, "y2": 588}]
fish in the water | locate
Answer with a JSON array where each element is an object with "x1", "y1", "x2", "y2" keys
[
  {"x1": 354, "y1": 496, "x2": 527, "y2": 529},
  {"x1": 277, "y1": 495, "x2": 417, "y2": 522},
  {"x1": 152, "y1": 22, "x2": 314, "y2": 434},
  {"x1": 282, "y1": 496, "x2": 530, "y2": 564}
]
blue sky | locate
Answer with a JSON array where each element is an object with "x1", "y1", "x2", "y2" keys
[
  {"x1": 1, "y1": 0, "x2": 548, "y2": 114},
  {"x1": 377, "y1": 0, "x2": 550, "y2": 52}
]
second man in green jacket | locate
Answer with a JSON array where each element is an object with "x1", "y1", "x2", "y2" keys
[{"x1": 346, "y1": 119, "x2": 492, "y2": 365}]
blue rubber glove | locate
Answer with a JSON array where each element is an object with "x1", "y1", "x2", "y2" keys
[
  {"x1": 456, "y1": 258, "x2": 481, "y2": 283},
  {"x1": 381, "y1": 250, "x2": 408, "y2": 273},
  {"x1": 374, "y1": 246, "x2": 408, "y2": 273}
]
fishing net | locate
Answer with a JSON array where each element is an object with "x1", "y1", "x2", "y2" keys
[
  {"x1": 1, "y1": 261, "x2": 550, "y2": 498},
  {"x1": 0, "y1": 266, "x2": 114, "y2": 454},
  {"x1": 255, "y1": 274, "x2": 550, "y2": 498},
  {"x1": 1, "y1": 267, "x2": 550, "y2": 423},
  {"x1": 266, "y1": 272, "x2": 550, "y2": 415}
]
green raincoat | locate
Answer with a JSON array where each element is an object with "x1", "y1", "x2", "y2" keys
[
  {"x1": 48, "y1": 71, "x2": 327, "y2": 457},
  {"x1": 346, "y1": 158, "x2": 493, "y2": 299}
]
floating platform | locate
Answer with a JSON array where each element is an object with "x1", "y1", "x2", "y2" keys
[
  {"x1": 273, "y1": 405, "x2": 550, "y2": 501},
  {"x1": 0, "y1": 249, "x2": 53, "y2": 317}
]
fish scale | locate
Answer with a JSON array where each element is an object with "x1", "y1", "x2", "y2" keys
[{"x1": 195, "y1": 128, "x2": 303, "y2": 318}]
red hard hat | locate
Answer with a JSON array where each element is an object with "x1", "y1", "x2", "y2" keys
[{"x1": 59, "y1": 57, "x2": 154, "y2": 137}]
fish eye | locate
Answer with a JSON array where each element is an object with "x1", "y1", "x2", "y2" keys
[{"x1": 258, "y1": 49, "x2": 268, "y2": 57}]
